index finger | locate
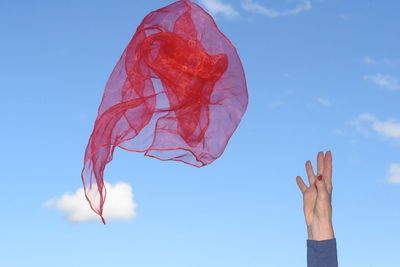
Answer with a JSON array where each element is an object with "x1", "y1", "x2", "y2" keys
[{"x1": 317, "y1": 151, "x2": 324, "y2": 176}]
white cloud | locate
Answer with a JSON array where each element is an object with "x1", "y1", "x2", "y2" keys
[
  {"x1": 268, "y1": 100, "x2": 285, "y2": 109},
  {"x1": 373, "y1": 120, "x2": 400, "y2": 139},
  {"x1": 359, "y1": 112, "x2": 377, "y2": 121},
  {"x1": 386, "y1": 163, "x2": 400, "y2": 184},
  {"x1": 363, "y1": 56, "x2": 400, "y2": 67},
  {"x1": 338, "y1": 13, "x2": 351, "y2": 21},
  {"x1": 333, "y1": 129, "x2": 344, "y2": 135},
  {"x1": 316, "y1": 97, "x2": 332, "y2": 106},
  {"x1": 363, "y1": 56, "x2": 376, "y2": 64},
  {"x1": 241, "y1": 0, "x2": 311, "y2": 18},
  {"x1": 199, "y1": 0, "x2": 240, "y2": 19},
  {"x1": 350, "y1": 113, "x2": 373, "y2": 136},
  {"x1": 44, "y1": 182, "x2": 137, "y2": 222},
  {"x1": 352, "y1": 113, "x2": 400, "y2": 140},
  {"x1": 364, "y1": 74, "x2": 400, "y2": 90}
]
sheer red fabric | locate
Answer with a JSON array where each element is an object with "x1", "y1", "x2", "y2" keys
[{"x1": 81, "y1": 0, "x2": 248, "y2": 223}]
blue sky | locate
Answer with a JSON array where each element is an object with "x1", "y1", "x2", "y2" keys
[{"x1": 1, "y1": 0, "x2": 399, "y2": 266}]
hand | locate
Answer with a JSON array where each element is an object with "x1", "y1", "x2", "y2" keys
[{"x1": 296, "y1": 151, "x2": 335, "y2": 241}]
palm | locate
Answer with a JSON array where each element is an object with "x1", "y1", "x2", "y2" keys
[
  {"x1": 303, "y1": 185, "x2": 318, "y2": 225},
  {"x1": 296, "y1": 151, "x2": 333, "y2": 226}
]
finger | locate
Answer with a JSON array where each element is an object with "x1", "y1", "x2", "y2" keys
[
  {"x1": 306, "y1": 160, "x2": 315, "y2": 185},
  {"x1": 296, "y1": 176, "x2": 307, "y2": 194},
  {"x1": 315, "y1": 174, "x2": 330, "y2": 200},
  {"x1": 323, "y1": 151, "x2": 333, "y2": 192},
  {"x1": 317, "y1": 151, "x2": 324, "y2": 176}
]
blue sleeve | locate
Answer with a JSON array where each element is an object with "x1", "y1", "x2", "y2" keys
[{"x1": 307, "y1": 238, "x2": 338, "y2": 267}]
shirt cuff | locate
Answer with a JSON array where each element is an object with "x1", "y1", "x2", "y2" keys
[{"x1": 307, "y1": 238, "x2": 338, "y2": 267}]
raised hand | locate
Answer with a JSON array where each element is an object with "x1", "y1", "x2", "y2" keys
[{"x1": 296, "y1": 151, "x2": 335, "y2": 241}]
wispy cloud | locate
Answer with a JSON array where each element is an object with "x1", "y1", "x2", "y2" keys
[
  {"x1": 363, "y1": 56, "x2": 400, "y2": 67},
  {"x1": 333, "y1": 129, "x2": 345, "y2": 135},
  {"x1": 351, "y1": 113, "x2": 400, "y2": 140},
  {"x1": 363, "y1": 56, "x2": 377, "y2": 64},
  {"x1": 267, "y1": 90, "x2": 294, "y2": 109},
  {"x1": 316, "y1": 97, "x2": 332, "y2": 107},
  {"x1": 44, "y1": 182, "x2": 137, "y2": 222},
  {"x1": 364, "y1": 74, "x2": 400, "y2": 90},
  {"x1": 373, "y1": 120, "x2": 400, "y2": 139},
  {"x1": 241, "y1": 0, "x2": 311, "y2": 18},
  {"x1": 268, "y1": 100, "x2": 285, "y2": 109},
  {"x1": 351, "y1": 113, "x2": 376, "y2": 136},
  {"x1": 386, "y1": 163, "x2": 400, "y2": 184},
  {"x1": 199, "y1": 0, "x2": 240, "y2": 19},
  {"x1": 338, "y1": 13, "x2": 351, "y2": 21}
]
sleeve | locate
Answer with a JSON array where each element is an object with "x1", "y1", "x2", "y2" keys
[{"x1": 307, "y1": 238, "x2": 338, "y2": 267}]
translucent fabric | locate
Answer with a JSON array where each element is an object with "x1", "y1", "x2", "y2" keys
[{"x1": 81, "y1": 0, "x2": 248, "y2": 223}]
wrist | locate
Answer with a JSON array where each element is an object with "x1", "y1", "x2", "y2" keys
[{"x1": 307, "y1": 220, "x2": 335, "y2": 241}]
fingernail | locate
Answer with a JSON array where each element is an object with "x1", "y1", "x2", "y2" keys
[{"x1": 317, "y1": 175, "x2": 322, "y2": 181}]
